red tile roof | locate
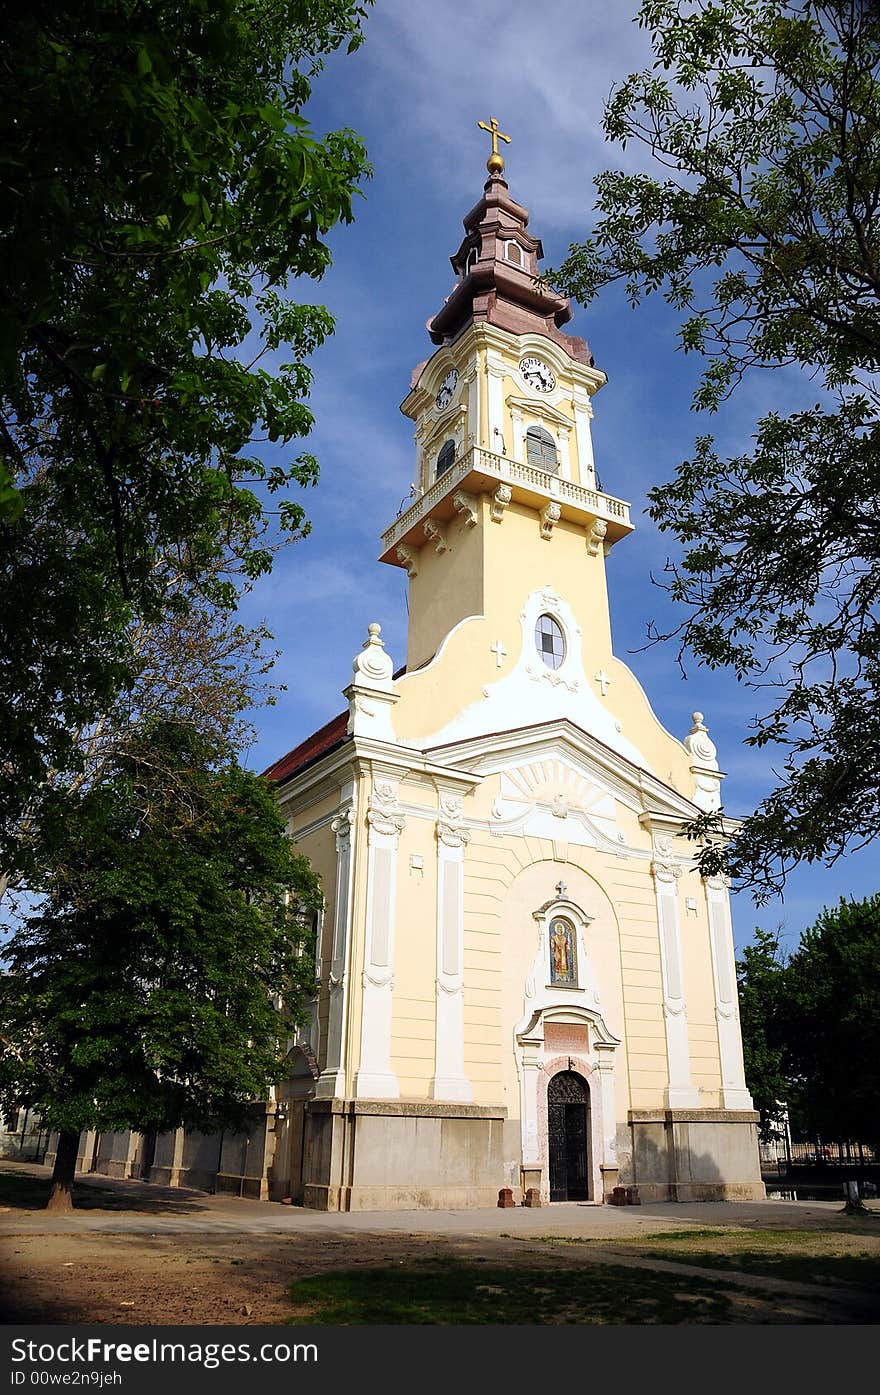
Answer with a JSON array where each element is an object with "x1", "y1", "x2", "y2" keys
[{"x1": 262, "y1": 710, "x2": 349, "y2": 785}]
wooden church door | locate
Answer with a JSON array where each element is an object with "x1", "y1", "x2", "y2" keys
[{"x1": 548, "y1": 1071, "x2": 590, "y2": 1201}]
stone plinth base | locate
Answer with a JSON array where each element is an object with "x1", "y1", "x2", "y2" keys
[
  {"x1": 214, "y1": 1172, "x2": 269, "y2": 1201},
  {"x1": 628, "y1": 1108, "x2": 765, "y2": 1202},
  {"x1": 599, "y1": 1164, "x2": 619, "y2": 1200},
  {"x1": 302, "y1": 1098, "x2": 507, "y2": 1212}
]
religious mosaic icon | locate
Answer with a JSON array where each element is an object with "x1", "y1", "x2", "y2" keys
[
  {"x1": 519, "y1": 356, "x2": 556, "y2": 393},
  {"x1": 535, "y1": 612, "x2": 565, "y2": 669},
  {"x1": 549, "y1": 917, "x2": 577, "y2": 986},
  {"x1": 435, "y1": 368, "x2": 458, "y2": 410}
]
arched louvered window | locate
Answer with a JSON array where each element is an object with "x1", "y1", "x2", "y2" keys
[
  {"x1": 436, "y1": 439, "x2": 456, "y2": 478},
  {"x1": 526, "y1": 424, "x2": 558, "y2": 473}
]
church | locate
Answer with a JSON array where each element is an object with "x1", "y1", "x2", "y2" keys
[
  {"x1": 258, "y1": 125, "x2": 764, "y2": 1209},
  {"x1": 58, "y1": 127, "x2": 763, "y2": 1208}
]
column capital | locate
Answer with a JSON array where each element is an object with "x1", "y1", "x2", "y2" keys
[
  {"x1": 436, "y1": 794, "x2": 471, "y2": 849},
  {"x1": 651, "y1": 859, "x2": 682, "y2": 884},
  {"x1": 367, "y1": 780, "x2": 406, "y2": 843},
  {"x1": 331, "y1": 804, "x2": 356, "y2": 852}
]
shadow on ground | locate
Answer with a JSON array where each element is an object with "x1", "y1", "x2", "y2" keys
[{"x1": 0, "y1": 1166, "x2": 210, "y2": 1216}]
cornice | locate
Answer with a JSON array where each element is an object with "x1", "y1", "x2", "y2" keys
[
  {"x1": 505, "y1": 393, "x2": 576, "y2": 429},
  {"x1": 425, "y1": 717, "x2": 703, "y2": 823},
  {"x1": 379, "y1": 443, "x2": 632, "y2": 564}
]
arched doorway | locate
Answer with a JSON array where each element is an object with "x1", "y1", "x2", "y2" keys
[{"x1": 548, "y1": 1071, "x2": 590, "y2": 1201}]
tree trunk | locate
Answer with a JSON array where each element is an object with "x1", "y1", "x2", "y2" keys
[{"x1": 46, "y1": 1130, "x2": 80, "y2": 1212}]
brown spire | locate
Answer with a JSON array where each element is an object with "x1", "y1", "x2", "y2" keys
[{"x1": 427, "y1": 154, "x2": 595, "y2": 367}]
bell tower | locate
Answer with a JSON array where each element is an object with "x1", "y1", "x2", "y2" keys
[{"x1": 379, "y1": 123, "x2": 633, "y2": 673}]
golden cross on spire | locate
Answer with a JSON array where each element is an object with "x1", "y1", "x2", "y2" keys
[{"x1": 477, "y1": 116, "x2": 511, "y2": 175}]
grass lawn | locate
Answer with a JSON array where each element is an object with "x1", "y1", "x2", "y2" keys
[
  {"x1": 287, "y1": 1259, "x2": 734, "y2": 1325},
  {"x1": 638, "y1": 1227, "x2": 880, "y2": 1291},
  {"x1": 534, "y1": 1227, "x2": 880, "y2": 1295}
]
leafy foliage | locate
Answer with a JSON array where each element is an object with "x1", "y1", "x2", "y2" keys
[
  {"x1": 0, "y1": 0, "x2": 371, "y2": 871},
  {"x1": 2, "y1": 489, "x2": 283, "y2": 897},
  {"x1": 735, "y1": 928, "x2": 789, "y2": 1139},
  {"x1": 0, "y1": 722, "x2": 321, "y2": 1139},
  {"x1": 737, "y1": 895, "x2": 880, "y2": 1146},
  {"x1": 555, "y1": 1, "x2": 880, "y2": 897},
  {"x1": 783, "y1": 893, "x2": 880, "y2": 1147}
]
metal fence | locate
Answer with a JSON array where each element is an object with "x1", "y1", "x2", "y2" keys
[{"x1": 760, "y1": 1136, "x2": 877, "y2": 1170}]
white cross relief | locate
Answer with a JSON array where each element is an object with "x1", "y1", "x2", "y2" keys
[
  {"x1": 555, "y1": 880, "x2": 568, "y2": 898},
  {"x1": 594, "y1": 669, "x2": 611, "y2": 696},
  {"x1": 491, "y1": 640, "x2": 508, "y2": 668}
]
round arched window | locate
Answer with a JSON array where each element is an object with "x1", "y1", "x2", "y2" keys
[
  {"x1": 535, "y1": 613, "x2": 565, "y2": 670},
  {"x1": 436, "y1": 439, "x2": 455, "y2": 478},
  {"x1": 526, "y1": 424, "x2": 558, "y2": 473}
]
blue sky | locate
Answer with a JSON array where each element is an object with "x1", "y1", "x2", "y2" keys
[{"x1": 239, "y1": 0, "x2": 878, "y2": 953}]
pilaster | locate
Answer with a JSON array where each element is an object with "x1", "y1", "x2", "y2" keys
[
  {"x1": 704, "y1": 875, "x2": 754, "y2": 1109},
  {"x1": 573, "y1": 388, "x2": 596, "y2": 486},
  {"x1": 431, "y1": 795, "x2": 473, "y2": 1102},
  {"x1": 354, "y1": 780, "x2": 404, "y2": 1099},
  {"x1": 595, "y1": 1043, "x2": 618, "y2": 1169},
  {"x1": 486, "y1": 349, "x2": 505, "y2": 447},
  {"x1": 558, "y1": 422, "x2": 572, "y2": 480},
  {"x1": 652, "y1": 852, "x2": 699, "y2": 1108},
  {"x1": 315, "y1": 795, "x2": 357, "y2": 1100},
  {"x1": 510, "y1": 404, "x2": 525, "y2": 462}
]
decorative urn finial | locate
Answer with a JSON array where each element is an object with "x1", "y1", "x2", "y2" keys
[
  {"x1": 684, "y1": 711, "x2": 718, "y2": 770},
  {"x1": 351, "y1": 622, "x2": 393, "y2": 685},
  {"x1": 345, "y1": 622, "x2": 399, "y2": 740},
  {"x1": 683, "y1": 711, "x2": 723, "y2": 812}
]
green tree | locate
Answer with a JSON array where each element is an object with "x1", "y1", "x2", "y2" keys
[
  {"x1": 0, "y1": 492, "x2": 281, "y2": 900},
  {"x1": 556, "y1": 0, "x2": 880, "y2": 898},
  {"x1": 784, "y1": 894, "x2": 880, "y2": 1149},
  {"x1": 736, "y1": 897, "x2": 880, "y2": 1149},
  {"x1": 0, "y1": 722, "x2": 321, "y2": 1212},
  {"x1": 0, "y1": 0, "x2": 370, "y2": 875},
  {"x1": 736, "y1": 928, "x2": 789, "y2": 1140}
]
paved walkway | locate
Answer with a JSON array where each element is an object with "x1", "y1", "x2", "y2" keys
[{"x1": 1, "y1": 1161, "x2": 869, "y2": 1238}]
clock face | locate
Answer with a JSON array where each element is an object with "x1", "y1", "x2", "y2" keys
[
  {"x1": 435, "y1": 368, "x2": 458, "y2": 411},
  {"x1": 519, "y1": 357, "x2": 556, "y2": 393}
]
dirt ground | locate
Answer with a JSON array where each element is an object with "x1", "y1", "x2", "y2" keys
[
  {"x1": 0, "y1": 1229, "x2": 499, "y2": 1325},
  {"x1": 2, "y1": 1227, "x2": 878, "y2": 1326},
  {"x1": 2, "y1": 1164, "x2": 879, "y2": 1325}
]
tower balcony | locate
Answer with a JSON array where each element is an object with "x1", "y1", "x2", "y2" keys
[{"x1": 379, "y1": 445, "x2": 633, "y2": 566}]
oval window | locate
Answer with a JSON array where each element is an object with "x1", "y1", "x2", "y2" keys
[{"x1": 535, "y1": 613, "x2": 565, "y2": 670}]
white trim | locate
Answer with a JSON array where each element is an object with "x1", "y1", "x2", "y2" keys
[
  {"x1": 652, "y1": 861, "x2": 699, "y2": 1108},
  {"x1": 315, "y1": 791, "x2": 357, "y2": 1100},
  {"x1": 431, "y1": 803, "x2": 473, "y2": 1102},
  {"x1": 419, "y1": 587, "x2": 653, "y2": 772},
  {"x1": 514, "y1": 894, "x2": 621, "y2": 1200},
  {"x1": 428, "y1": 719, "x2": 702, "y2": 824},
  {"x1": 354, "y1": 782, "x2": 404, "y2": 1099},
  {"x1": 705, "y1": 878, "x2": 754, "y2": 1109}
]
